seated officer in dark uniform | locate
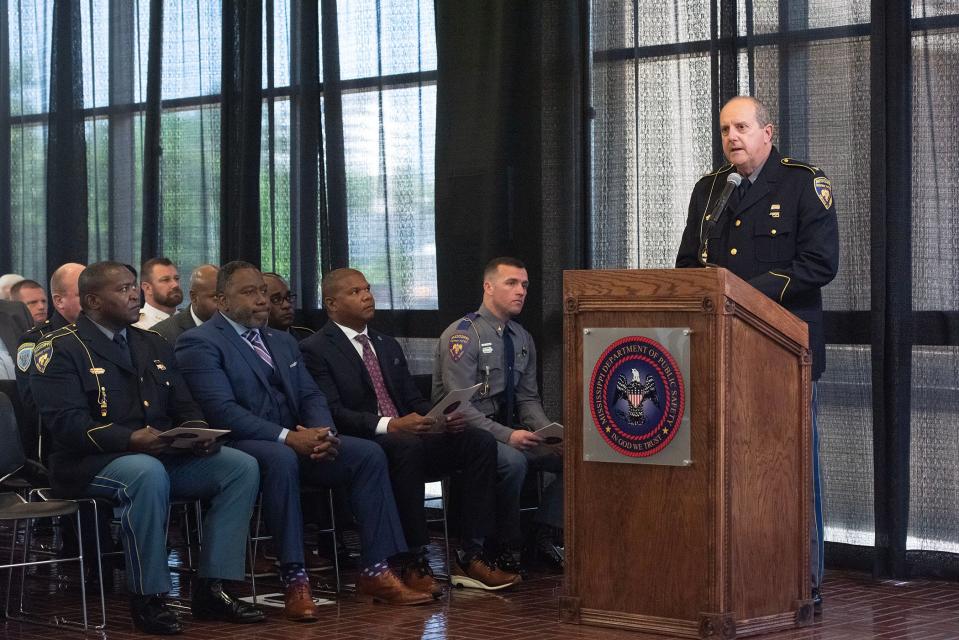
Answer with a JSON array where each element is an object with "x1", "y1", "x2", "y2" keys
[
  {"x1": 676, "y1": 95, "x2": 839, "y2": 614},
  {"x1": 29, "y1": 261, "x2": 263, "y2": 635},
  {"x1": 176, "y1": 261, "x2": 433, "y2": 616},
  {"x1": 300, "y1": 268, "x2": 517, "y2": 593},
  {"x1": 432, "y1": 257, "x2": 565, "y2": 570},
  {"x1": 263, "y1": 272, "x2": 315, "y2": 341}
]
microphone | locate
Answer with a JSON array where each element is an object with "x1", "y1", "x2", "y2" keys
[{"x1": 698, "y1": 172, "x2": 743, "y2": 266}]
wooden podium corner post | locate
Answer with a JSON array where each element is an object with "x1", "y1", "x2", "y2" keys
[{"x1": 562, "y1": 269, "x2": 810, "y2": 639}]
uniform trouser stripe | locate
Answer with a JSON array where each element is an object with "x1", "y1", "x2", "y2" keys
[{"x1": 85, "y1": 477, "x2": 148, "y2": 595}]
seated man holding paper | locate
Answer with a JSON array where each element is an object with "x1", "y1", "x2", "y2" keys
[
  {"x1": 29, "y1": 261, "x2": 263, "y2": 635},
  {"x1": 432, "y1": 257, "x2": 565, "y2": 570},
  {"x1": 299, "y1": 268, "x2": 518, "y2": 591}
]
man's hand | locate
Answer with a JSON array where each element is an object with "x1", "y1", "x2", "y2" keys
[
  {"x1": 285, "y1": 425, "x2": 325, "y2": 456},
  {"x1": 440, "y1": 411, "x2": 467, "y2": 434},
  {"x1": 309, "y1": 427, "x2": 340, "y2": 462},
  {"x1": 507, "y1": 429, "x2": 543, "y2": 451},
  {"x1": 129, "y1": 426, "x2": 176, "y2": 455},
  {"x1": 387, "y1": 413, "x2": 436, "y2": 434}
]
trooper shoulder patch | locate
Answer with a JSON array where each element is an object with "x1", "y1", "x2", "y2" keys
[
  {"x1": 814, "y1": 176, "x2": 833, "y2": 209},
  {"x1": 448, "y1": 333, "x2": 471, "y2": 362},
  {"x1": 16, "y1": 342, "x2": 35, "y2": 373},
  {"x1": 34, "y1": 340, "x2": 54, "y2": 374}
]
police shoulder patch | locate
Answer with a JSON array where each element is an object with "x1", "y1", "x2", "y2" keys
[
  {"x1": 813, "y1": 176, "x2": 833, "y2": 209},
  {"x1": 448, "y1": 333, "x2": 471, "y2": 362},
  {"x1": 16, "y1": 342, "x2": 35, "y2": 372},
  {"x1": 34, "y1": 340, "x2": 54, "y2": 374}
]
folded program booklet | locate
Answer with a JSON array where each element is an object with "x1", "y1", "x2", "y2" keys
[
  {"x1": 534, "y1": 422, "x2": 565, "y2": 445},
  {"x1": 157, "y1": 425, "x2": 231, "y2": 449},
  {"x1": 424, "y1": 383, "x2": 483, "y2": 430}
]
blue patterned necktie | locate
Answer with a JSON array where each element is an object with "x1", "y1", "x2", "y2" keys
[{"x1": 243, "y1": 329, "x2": 275, "y2": 370}]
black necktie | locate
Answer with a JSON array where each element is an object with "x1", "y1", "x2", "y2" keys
[
  {"x1": 734, "y1": 178, "x2": 751, "y2": 209},
  {"x1": 503, "y1": 328, "x2": 515, "y2": 429},
  {"x1": 113, "y1": 332, "x2": 133, "y2": 369}
]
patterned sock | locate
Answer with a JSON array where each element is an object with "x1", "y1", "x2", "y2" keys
[
  {"x1": 360, "y1": 560, "x2": 390, "y2": 578},
  {"x1": 280, "y1": 562, "x2": 308, "y2": 586}
]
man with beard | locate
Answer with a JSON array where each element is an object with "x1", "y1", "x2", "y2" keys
[
  {"x1": 153, "y1": 264, "x2": 219, "y2": 344},
  {"x1": 263, "y1": 273, "x2": 315, "y2": 342},
  {"x1": 134, "y1": 258, "x2": 183, "y2": 329},
  {"x1": 29, "y1": 261, "x2": 263, "y2": 635}
]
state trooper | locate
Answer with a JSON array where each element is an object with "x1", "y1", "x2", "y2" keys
[
  {"x1": 432, "y1": 256, "x2": 564, "y2": 570},
  {"x1": 676, "y1": 96, "x2": 839, "y2": 615},
  {"x1": 29, "y1": 261, "x2": 263, "y2": 635}
]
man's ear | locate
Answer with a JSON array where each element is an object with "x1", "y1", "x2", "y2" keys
[{"x1": 83, "y1": 293, "x2": 101, "y2": 311}]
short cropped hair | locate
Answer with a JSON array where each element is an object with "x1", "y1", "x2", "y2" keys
[
  {"x1": 141, "y1": 257, "x2": 175, "y2": 283},
  {"x1": 216, "y1": 260, "x2": 260, "y2": 294},
  {"x1": 10, "y1": 279, "x2": 43, "y2": 298},
  {"x1": 723, "y1": 95, "x2": 773, "y2": 128},
  {"x1": 483, "y1": 257, "x2": 526, "y2": 281},
  {"x1": 78, "y1": 261, "x2": 130, "y2": 307}
]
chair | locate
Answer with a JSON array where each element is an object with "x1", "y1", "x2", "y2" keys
[
  {"x1": 424, "y1": 478, "x2": 452, "y2": 579},
  {"x1": 0, "y1": 391, "x2": 89, "y2": 632}
]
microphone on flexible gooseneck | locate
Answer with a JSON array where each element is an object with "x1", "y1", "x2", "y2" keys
[{"x1": 698, "y1": 172, "x2": 743, "y2": 266}]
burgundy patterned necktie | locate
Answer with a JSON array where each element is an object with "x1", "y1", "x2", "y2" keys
[
  {"x1": 354, "y1": 334, "x2": 399, "y2": 418},
  {"x1": 243, "y1": 329, "x2": 275, "y2": 370}
]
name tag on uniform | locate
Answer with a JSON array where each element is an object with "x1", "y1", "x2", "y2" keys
[{"x1": 481, "y1": 342, "x2": 493, "y2": 354}]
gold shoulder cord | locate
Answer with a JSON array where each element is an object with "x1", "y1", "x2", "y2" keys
[
  {"x1": 60, "y1": 327, "x2": 108, "y2": 417},
  {"x1": 697, "y1": 172, "x2": 723, "y2": 263}
]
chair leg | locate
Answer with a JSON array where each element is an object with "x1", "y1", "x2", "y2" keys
[
  {"x1": 90, "y1": 500, "x2": 108, "y2": 630},
  {"x1": 327, "y1": 490, "x2": 340, "y2": 594},
  {"x1": 74, "y1": 510, "x2": 89, "y2": 630},
  {"x1": 4, "y1": 518, "x2": 18, "y2": 618}
]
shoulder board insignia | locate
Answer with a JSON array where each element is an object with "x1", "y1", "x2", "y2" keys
[
  {"x1": 456, "y1": 312, "x2": 479, "y2": 331},
  {"x1": 34, "y1": 340, "x2": 54, "y2": 374},
  {"x1": 814, "y1": 176, "x2": 833, "y2": 209},
  {"x1": 701, "y1": 163, "x2": 734, "y2": 178},
  {"x1": 448, "y1": 333, "x2": 471, "y2": 361},
  {"x1": 16, "y1": 342, "x2": 35, "y2": 372},
  {"x1": 780, "y1": 157, "x2": 820, "y2": 174}
]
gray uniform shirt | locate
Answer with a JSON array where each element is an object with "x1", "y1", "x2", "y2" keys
[{"x1": 432, "y1": 304, "x2": 550, "y2": 443}]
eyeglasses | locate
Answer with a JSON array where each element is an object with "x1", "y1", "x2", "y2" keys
[{"x1": 269, "y1": 292, "x2": 297, "y2": 305}]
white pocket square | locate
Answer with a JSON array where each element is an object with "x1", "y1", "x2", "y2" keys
[{"x1": 289, "y1": 361, "x2": 298, "y2": 368}]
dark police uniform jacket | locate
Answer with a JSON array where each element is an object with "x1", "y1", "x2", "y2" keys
[
  {"x1": 29, "y1": 315, "x2": 206, "y2": 496},
  {"x1": 675, "y1": 147, "x2": 839, "y2": 380},
  {"x1": 16, "y1": 312, "x2": 71, "y2": 418}
]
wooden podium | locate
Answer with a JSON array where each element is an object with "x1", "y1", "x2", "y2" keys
[{"x1": 560, "y1": 268, "x2": 812, "y2": 639}]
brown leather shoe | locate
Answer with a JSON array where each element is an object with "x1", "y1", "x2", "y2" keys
[
  {"x1": 400, "y1": 555, "x2": 444, "y2": 599},
  {"x1": 450, "y1": 551, "x2": 521, "y2": 591},
  {"x1": 283, "y1": 580, "x2": 319, "y2": 621},
  {"x1": 356, "y1": 568, "x2": 434, "y2": 606}
]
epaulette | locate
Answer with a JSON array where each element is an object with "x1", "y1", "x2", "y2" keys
[
  {"x1": 31, "y1": 324, "x2": 78, "y2": 374},
  {"x1": 291, "y1": 325, "x2": 315, "y2": 335},
  {"x1": 701, "y1": 163, "x2": 734, "y2": 179},
  {"x1": 27, "y1": 318, "x2": 52, "y2": 333},
  {"x1": 780, "y1": 157, "x2": 821, "y2": 174},
  {"x1": 456, "y1": 312, "x2": 479, "y2": 331},
  {"x1": 129, "y1": 325, "x2": 163, "y2": 338}
]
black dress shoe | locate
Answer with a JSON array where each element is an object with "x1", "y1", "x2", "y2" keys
[
  {"x1": 812, "y1": 588, "x2": 823, "y2": 617},
  {"x1": 191, "y1": 578, "x2": 265, "y2": 624},
  {"x1": 130, "y1": 594, "x2": 183, "y2": 635}
]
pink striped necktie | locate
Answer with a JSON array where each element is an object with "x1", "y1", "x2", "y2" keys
[
  {"x1": 354, "y1": 334, "x2": 399, "y2": 418},
  {"x1": 243, "y1": 329, "x2": 275, "y2": 370}
]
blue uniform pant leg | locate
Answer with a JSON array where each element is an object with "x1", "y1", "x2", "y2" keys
[
  {"x1": 82, "y1": 454, "x2": 171, "y2": 596},
  {"x1": 811, "y1": 382, "x2": 825, "y2": 589},
  {"x1": 164, "y1": 447, "x2": 260, "y2": 582},
  {"x1": 228, "y1": 439, "x2": 305, "y2": 565},
  {"x1": 300, "y1": 434, "x2": 407, "y2": 566},
  {"x1": 495, "y1": 441, "x2": 528, "y2": 547}
]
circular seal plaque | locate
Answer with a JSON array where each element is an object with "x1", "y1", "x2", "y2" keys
[{"x1": 588, "y1": 336, "x2": 685, "y2": 458}]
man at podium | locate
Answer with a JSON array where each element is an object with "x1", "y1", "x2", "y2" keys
[{"x1": 675, "y1": 96, "x2": 839, "y2": 614}]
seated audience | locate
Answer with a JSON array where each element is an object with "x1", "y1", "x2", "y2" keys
[
  {"x1": 10, "y1": 279, "x2": 48, "y2": 325},
  {"x1": 263, "y1": 272, "x2": 315, "y2": 341},
  {"x1": 29, "y1": 261, "x2": 263, "y2": 635},
  {"x1": 176, "y1": 261, "x2": 434, "y2": 617},
  {"x1": 134, "y1": 257, "x2": 183, "y2": 329},
  {"x1": 153, "y1": 264, "x2": 218, "y2": 344},
  {"x1": 300, "y1": 268, "x2": 519, "y2": 592}
]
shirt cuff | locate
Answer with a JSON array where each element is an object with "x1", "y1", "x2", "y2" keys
[
  {"x1": 277, "y1": 428, "x2": 289, "y2": 443},
  {"x1": 375, "y1": 416, "x2": 391, "y2": 435}
]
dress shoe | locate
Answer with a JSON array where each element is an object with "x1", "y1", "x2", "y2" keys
[
  {"x1": 399, "y1": 554, "x2": 444, "y2": 599},
  {"x1": 812, "y1": 588, "x2": 823, "y2": 617},
  {"x1": 129, "y1": 594, "x2": 183, "y2": 635},
  {"x1": 356, "y1": 568, "x2": 434, "y2": 605},
  {"x1": 450, "y1": 551, "x2": 521, "y2": 591},
  {"x1": 284, "y1": 580, "x2": 320, "y2": 621},
  {"x1": 191, "y1": 578, "x2": 265, "y2": 624}
]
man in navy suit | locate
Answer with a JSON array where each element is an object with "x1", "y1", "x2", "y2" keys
[
  {"x1": 175, "y1": 261, "x2": 433, "y2": 616},
  {"x1": 300, "y1": 269, "x2": 519, "y2": 592}
]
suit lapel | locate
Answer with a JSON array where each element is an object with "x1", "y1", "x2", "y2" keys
[
  {"x1": 214, "y1": 314, "x2": 273, "y2": 392},
  {"x1": 324, "y1": 322, "x2": 373, "y2": 390},
  {"x1": 261, "y1": 328, "x2": 300, "y2": 418},
  {"x1": 76, "y1": 316, "x2": 136, "y2": 374},
  {"x1": 370, "y1": 331, "x2": 402, "y2": 409}
]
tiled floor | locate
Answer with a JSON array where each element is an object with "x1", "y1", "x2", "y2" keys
[{"x1": 3, "y1": 550, "x2": 959, "y2": 640}]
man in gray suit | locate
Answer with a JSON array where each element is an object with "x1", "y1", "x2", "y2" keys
[{"x1": 153, "y1": 264, "x2": 219, "y2": 344}]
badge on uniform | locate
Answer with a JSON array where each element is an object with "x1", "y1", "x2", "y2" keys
[
  {"x1": 153, "y1": 359, "x2": 167, "y2": 371},
  {"x1": 769, "y1": 204, "x2": 781, "y2": 218},
  {"x1": 34, "y1": 340, "x2": 53, "y2": 374},
  {"x1": 481, "y1": 342, "x2": 493, "y2": 354},
  {"x1": 16, "y1": 342, "x2": 35, "y2": 373},
  {"x1": 814, "y1": 177, "x2": 832, "y2": 209},
  {"x1": 448, "y1": 333, "x2": 470, "y2": 361}
]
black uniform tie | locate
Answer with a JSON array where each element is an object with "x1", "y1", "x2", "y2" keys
[
  {"x1": 113, "y1": 332, "x2": 133, "y2": 369},
  {"x1": 503, "y1": 328, "x2": 515, "y2": 428}
]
